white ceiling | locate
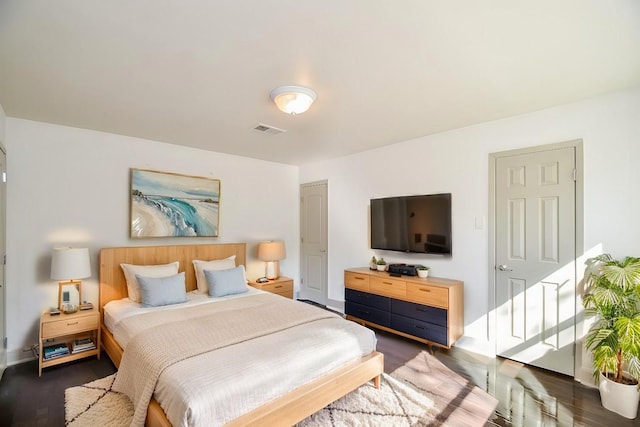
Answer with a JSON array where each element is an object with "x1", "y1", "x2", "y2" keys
[{"x1": 1, "y1": 1, "x2": 639, "y2": 166}]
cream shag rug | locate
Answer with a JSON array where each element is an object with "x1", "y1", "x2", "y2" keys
[{"x1": 65, "y1": 351, "x2": 497, "y2": 426}]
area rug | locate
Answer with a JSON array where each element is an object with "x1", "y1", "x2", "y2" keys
[{"x1": 65, "y1": 351, "x2": 497, "y2": 426}]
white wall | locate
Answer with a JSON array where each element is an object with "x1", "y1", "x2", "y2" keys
[
  {"x1": 0, "y1": 104, "x2": 5, "y2": 143},
  {"x1": 5, "y1": 118, "x2": 299, "y2": 364},
  {"x1": 299, "y1": 87, "x2": 640, "y2": 382}
]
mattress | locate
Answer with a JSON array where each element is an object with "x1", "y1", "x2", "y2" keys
[
  {"x1": 104, "y1": 288, "x2": 263, "y2": 347},
  {"x1": 105, "y1": 291, "x2": 377, "y2": 426}
]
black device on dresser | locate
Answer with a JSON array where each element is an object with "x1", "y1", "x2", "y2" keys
[{"x1": 387, "y1": 264, "x2": 418, "y2": 276}]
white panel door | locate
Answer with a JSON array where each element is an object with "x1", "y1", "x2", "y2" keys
[
  {"x1": 300, "y1": 181, "x2": 327, "y2": 305},
  {"x1": 495, "y1": 146, "x2": 576, "y2": 376},
  {"x1": 0, "y1": 147, "x2": 5, "y2": 373}
]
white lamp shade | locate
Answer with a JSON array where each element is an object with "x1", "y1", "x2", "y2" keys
[
  {"x1": 50, "y1": 247, "x2": 91, "y2": 280},
  {"x1": 270, "y1": 86, "x2": 317, "y2": 115},
  {"x1": 258, "y1": 241, "x2": 286, "y2": 261}
]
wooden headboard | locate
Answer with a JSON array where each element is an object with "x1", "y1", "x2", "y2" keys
[{"x1": 99, "y1": 243, "x2": 247, "y2": 314}]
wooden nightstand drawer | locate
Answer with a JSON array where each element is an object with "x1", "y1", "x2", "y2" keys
[
  {"x1": 406, "y1": 283, "x2": 448, "y2": 308},
  {"x1": 248, "y1": 277, "x2": 294, "y2": 299},
  {"x1": 345, "y1": 272, "x2": 370, "y2": 292},
  {"x1": 42, "y1": 312, "x2": 99, "y2": 339},
  {"x1": 261, "y1": 281, "x2": 293, "y2": 295},
  {"x1": 370, "y1": 276, "x2": 406, "y2": 299}
]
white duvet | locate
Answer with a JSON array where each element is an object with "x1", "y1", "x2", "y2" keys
[{"x1": 105, "y1": 291, "x2": 376, "y2": 427}]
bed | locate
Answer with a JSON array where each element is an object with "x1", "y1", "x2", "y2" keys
[{"x1": 99, "y1": 243, "x2": 383, "y2": 427}]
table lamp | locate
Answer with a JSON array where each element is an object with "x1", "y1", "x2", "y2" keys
[
  {"x1": 50, "y1": 247, "x2": 91, "y2": 311},
  {"x1": 258, "y1": 241, "x2": 285, "y2": 280}
]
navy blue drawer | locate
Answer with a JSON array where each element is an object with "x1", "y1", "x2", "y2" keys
[
  {"x1": 391, "y1": 314, "x2": 448, "y2": 346},
  {"x1": 391, "y1": 299, "x2": 447, "y2": 327},
  {"x1": 346, "y1": 301, "x2": 391, "y2": 327},
  {"x1": 345, "y1": 289, "x2": 391, "y2": 311}
]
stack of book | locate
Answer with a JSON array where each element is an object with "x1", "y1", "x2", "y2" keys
[
  {"x1": 71, "y1": 337, "x2": 96, "y2": 354},
  {"x1": 42, "y1": 343, "x2": 70, "y2": 360}
]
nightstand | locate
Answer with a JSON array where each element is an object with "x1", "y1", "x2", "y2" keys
[
  {"x1": 248, "y1": 276, "x2": 293, "y2": 299},
  {"x1": 39, "y1": 308, "x2": 101, "y2": 376}
]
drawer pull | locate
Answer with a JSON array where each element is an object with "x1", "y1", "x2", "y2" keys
[
  {"x1": 416, "y1": 308, "x2": 427, "y2": 313},
  {"x1": 419, "y1": 288, "x2": 431, "y2": 292},
  {"x1": 355, "y1": 277, "x2": 365, "y2": 281},
  {"x1": 274, "y1": 285, "x2": 282, "y2": 289},
  {"x1": 414, "y1": 325, "x2": 426, "y2": 330},
  {"x1": 357, "y1": 310, "x2": 370, "y2": 315},
  {"x1": 382, "y1": 281, "x2": 393, "y2": 285},
  {"x1": 67, "y1": 321, "x2": 79, "y2": 326}
]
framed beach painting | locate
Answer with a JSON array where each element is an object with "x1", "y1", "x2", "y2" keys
[{"x1": 130, "y1": 169, "x2": 220, "y2": 238}]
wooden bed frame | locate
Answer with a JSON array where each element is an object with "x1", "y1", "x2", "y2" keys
[{"x1": 99, "y1": 243, "x2": 383, "y2": 427}]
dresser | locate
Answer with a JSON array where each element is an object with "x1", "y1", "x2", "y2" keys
[{"x1": 344, "y1": 268, "x2": 463, "y2": 348}]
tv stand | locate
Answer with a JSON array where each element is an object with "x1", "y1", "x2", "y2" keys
[{"x1": 344, "y1": 268, "x2": 463, "y2": 348}]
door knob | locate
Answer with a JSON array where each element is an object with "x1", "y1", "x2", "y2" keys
[{"x1": 497, "y1": 265, "x2": 513, "y2": 272}]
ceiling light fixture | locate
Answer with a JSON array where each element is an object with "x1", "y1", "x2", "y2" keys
[{"x1": 270, "y1": 85, "x2": 317, "y2": 115}]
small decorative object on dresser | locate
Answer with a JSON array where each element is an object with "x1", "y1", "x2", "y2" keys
[
  {"x1": 416, "y1": 265, "x2": 430, "y2": 278},
  {"x1": 369, "y1": 256, "x2": 377, "y2": 270},
  {"x1": 376, "y1": 258, "x2": 387, "y2": 271},
  {"x1": 248, "y1": 276, "x2": 294, "y2": 299}
]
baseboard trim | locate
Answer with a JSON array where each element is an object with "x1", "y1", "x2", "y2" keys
[{"x1": 7, "y1": 348, "x2": 37, "y2": 366}]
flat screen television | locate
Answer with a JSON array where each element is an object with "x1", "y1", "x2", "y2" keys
[{"x1": 370, "y1": 193, "x2": 452, "y2": 255}]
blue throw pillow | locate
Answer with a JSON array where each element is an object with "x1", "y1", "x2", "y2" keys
[
  {"x1": 204, "y1": 266, "x2": 249, "y2": 297},
  {"x1": 136, "y1": 272, "x2": 187, "y2": 307}
]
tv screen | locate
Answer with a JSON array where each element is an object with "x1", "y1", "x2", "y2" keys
[{"x1": 370, "y1": 193, "x2": 452, "y2": 255}]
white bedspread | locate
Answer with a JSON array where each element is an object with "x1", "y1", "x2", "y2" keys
[{"x1": 106, "y1": 292, "x2": 376, "y2": 427}]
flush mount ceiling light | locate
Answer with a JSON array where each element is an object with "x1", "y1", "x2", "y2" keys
[{"x1": 270, "y1": 85, "x2": 317, "y2": 115}]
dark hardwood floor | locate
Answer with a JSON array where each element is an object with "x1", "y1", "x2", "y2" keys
[
  {"x1": 0, "y1": 329, "x2": 636, "y2": 426},
  {"x1": 0, "y1": 353, "x2": 116, "y2": 427}
]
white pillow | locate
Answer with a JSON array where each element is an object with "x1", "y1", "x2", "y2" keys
[
  {"x1": 192, "y1": 255, "x2": 236, "y2": 293},
  {"x1": 120, "y1": 261, "x2": 180, "y2": 303}
]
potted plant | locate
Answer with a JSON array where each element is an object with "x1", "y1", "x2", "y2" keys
[
  {"x1": 416, "y1": 265, "x2": 430, "y2": 278},
  {"x1": 376, "y1": 258, "x2": 387, "y2": 272},
  {"x1": 583, "y1": 254, "x2": 640, "y2": 419}
]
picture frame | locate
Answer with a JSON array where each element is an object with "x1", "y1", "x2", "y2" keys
[
  {"x1": 130, "y1": 168, "x2": 221, "y2": 238},
  {"x1": 58, "y1": 281, "x2": 81, "y2": 311}
]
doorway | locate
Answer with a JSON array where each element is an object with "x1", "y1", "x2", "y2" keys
[
  {"x1": 490, "y1": 140, "x2": 583, "y2": 376},
  {"x1": 299, "y1": 181, "x2": 328, "y2": 305}
]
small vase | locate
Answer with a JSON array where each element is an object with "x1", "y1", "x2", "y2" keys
[
  {"x1": 376, "y1": 264, "x2": 386, "y2": 272},
  {"x1": 417, "y1": 269, "x2": 429, "y2": 278}
]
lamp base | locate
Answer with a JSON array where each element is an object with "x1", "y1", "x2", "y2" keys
[{"x1": 265, "y1": 261, "x2": 280, "y2": 280}]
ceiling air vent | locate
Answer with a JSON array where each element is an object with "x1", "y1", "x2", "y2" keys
[{"x1": 253, "y1": 123, "x2": 286, "y2": 135}]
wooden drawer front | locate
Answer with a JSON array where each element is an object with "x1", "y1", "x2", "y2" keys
[
  {"x1": 406, "y1": 283, "x2": 448, "y2": 308},
  {"x1": 345, "y1": 289, "x2": 390, "y2": 311},
  {"x1": 345, "y1": 272, "x2": 370, "y2": 292},
  {"x1": 42, "y1": 315, "x2": 98, "y2": 339},
  {"x1": 370, "y1": 277, "x2": 406, "y2": 299},
  {"x1": 346, "y1": 301, "x2": 391, "y2": 327},
  {"x1": 391, "y1": 314, "x2": 448, "y2": 346},
  {"x1": 262, "y1": 281, "x2": 293, "y2": 295},
  {"x1": 391, "y1": 299, "x2": 447, "y2": 327}
]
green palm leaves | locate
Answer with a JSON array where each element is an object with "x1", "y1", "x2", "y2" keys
[{"x1": 583, "y1": 254, "x2": 640, "y2": 384}]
